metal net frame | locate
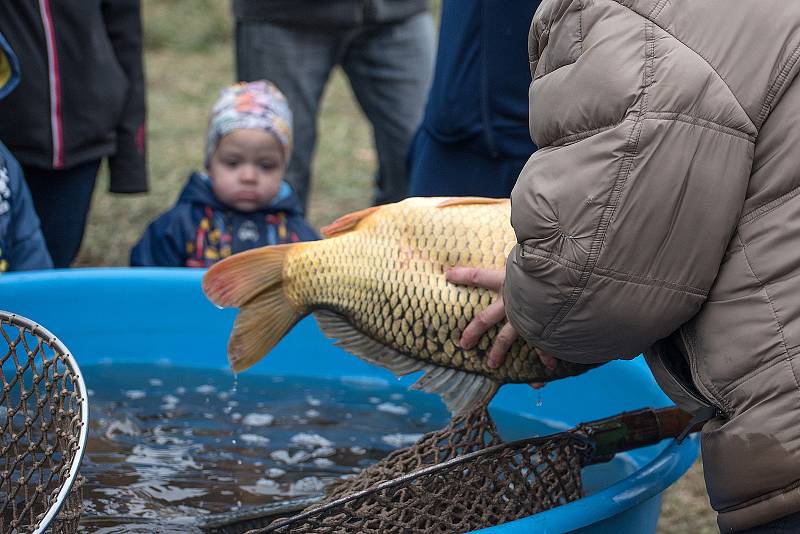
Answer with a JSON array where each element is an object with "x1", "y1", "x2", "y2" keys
[
  {"x1": 0, "y1": 311, "x2": 89, "y2": 534},
  {"x1": 249, "y1": 408, "x2": 594, "y2": 534}
]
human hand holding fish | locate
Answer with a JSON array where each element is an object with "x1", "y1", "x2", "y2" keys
[{"x1": 445, "y1": 266, "x2": 558, "y2": 380}]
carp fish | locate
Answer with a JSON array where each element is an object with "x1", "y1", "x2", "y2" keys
[{"x1": 202, "y1": 197, "x2": 594, "y2": 414}]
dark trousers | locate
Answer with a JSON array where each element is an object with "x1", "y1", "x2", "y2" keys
[
  {"x1": 236, "y1": 13, "x2": 435, "y2": 209},
  {"x1": 23, "y1": 159, "x2": 100, "y2": 268},
  {"x1": 733, "y1": 510, "x2": 800, "y2": 533},
  {"x1": 408, "y1": 128, "x2": 529, "y2": 198}
]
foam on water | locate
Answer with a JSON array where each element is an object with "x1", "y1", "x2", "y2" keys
[
  {"x1": 381, "y1": 433, "x2": 425, "y2": 447},
  {"x1": 290, "y1": 433, "x2": 333, "y2": 448},
  {"x1": 241, "y1": 413, "x2": 275, "y2": 426},
  {"x1": 80, "y1": 364, "x2": 453, "y2": 531},
  {"x1": 376, "y1": 402, "x2": 410, "y2": 415},
  {"x1": 75, "y1": 364, "x2": 633, "y2": 533},
  {"x1": 239, "y1": 433, "x2": 271, "y2": 446}
]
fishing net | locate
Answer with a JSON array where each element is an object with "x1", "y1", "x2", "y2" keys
[
  {"x1": 252, "y1": 407, "x2": 589, "y2": 533},
  {"x1": 0, "y1": 311, "x2": 89, "y2": 534},
  {"x1": 211, "y1": 404, "x2": 693, "y2": 534}
]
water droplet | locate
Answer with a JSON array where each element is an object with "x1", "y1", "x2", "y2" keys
[{"x1": 231, "y1": 373, "x2": 239, "y2": 396}]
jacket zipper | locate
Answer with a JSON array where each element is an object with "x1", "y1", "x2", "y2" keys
[
  {"x1": 680, "y1": 329, "x2": 728, "y2": 417},
  {"x1": 659, "y1": 355, "x2": 715, "y2": 410},
  {"x1": 38, "y1": 0, "x2": 64, "y2": 169}
]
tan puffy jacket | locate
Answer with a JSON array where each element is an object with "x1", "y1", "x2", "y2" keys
[{"x1": 503, "y1": 0, "x2": 800, "y2": 531}]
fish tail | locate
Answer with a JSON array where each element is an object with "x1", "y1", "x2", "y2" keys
[{"x1": 202, "y1": 244, "x2": 302, "y2": 372}]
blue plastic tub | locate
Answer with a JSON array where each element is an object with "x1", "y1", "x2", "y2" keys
[{"x1": 0, "y1": 268, "x2": 699, "y2": 533}]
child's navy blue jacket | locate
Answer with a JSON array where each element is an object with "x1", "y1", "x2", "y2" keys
[
  {"x1": 130, "y1": 172, "x2": 318, "y2": 267},
  {"x1": 0, "y1": 141, "x2": 53, "y2": 272}
]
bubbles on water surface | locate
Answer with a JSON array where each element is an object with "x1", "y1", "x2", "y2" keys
[
  {"x1": 376, "y1": 402, "x2": 410, "y2": 415},
  {"x1": 77, "y1": 364, "x2": 452, "y2": 532},
  {"x1": 241, "y1": 413, "x2": 274, "y2": 426}
]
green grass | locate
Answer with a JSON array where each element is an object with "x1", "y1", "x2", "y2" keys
[{"x1": 75, "y1": 3, "x2": 719, "y2": 532}]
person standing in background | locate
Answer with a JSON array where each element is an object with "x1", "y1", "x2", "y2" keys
[
  {"x1": 0, "y1": 29, "x2": 52, "y2": 272},
  {"x1": 408, "y1": 0, "x2": 541, "y2": 198},
  {"x1": 233, "y1": 0, "x2": 435, "y2": 211},
  {"x1": 0, "y1": 0, "x2": 147, "y2": 268}
]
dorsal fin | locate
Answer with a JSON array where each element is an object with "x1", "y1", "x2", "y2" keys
[
  {"x1": 436, "y1": 197, "x2": 509, "y2": 208},
  {"x1": 321, "y1": 205, "x2": 381, "y2": 238}
]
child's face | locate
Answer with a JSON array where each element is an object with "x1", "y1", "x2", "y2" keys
[{"x1": 208, "y1": 128, "x2": 287, "y2": 212}]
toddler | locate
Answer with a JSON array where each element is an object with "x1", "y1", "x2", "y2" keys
[{"x1": 131, "y1": 81, "x2": 317, "y2": 267}]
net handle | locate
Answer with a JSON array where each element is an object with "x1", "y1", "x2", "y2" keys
[
  {"x1": 0, "y1": 311, "x2": 90, "y2": 534},
  {"x1": 580, "y1": 406, "x2": 701, "y2": 462}
]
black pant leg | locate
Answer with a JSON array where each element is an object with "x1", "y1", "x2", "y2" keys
[{"x1": 23, "y1": 159, "x2": 100, "y2": 268}]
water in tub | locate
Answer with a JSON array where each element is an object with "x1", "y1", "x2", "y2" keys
[{"x1": 77, "y1": 364, "x2": 637, "y2": 532}]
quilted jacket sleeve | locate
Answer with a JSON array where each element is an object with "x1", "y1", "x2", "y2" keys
[
  {"x1": 2, "y1": 144, "x2": 53, "y2": 271},
  {"x1": 503, "y1": 0, "x2": 757, "y2": 364}
]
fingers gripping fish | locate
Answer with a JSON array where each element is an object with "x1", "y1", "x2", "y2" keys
[{"x1": 202, "y1": 197, "x2": 595, "y2": 415}]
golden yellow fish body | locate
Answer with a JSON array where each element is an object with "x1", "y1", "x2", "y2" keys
[
  {"x1": 287, "y1": 198, "x2": 528, "y2": 378},
  {"x1": 203, "y1": 197, "x2": 593, "y2": 413}
]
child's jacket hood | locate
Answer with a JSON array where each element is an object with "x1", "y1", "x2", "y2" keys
[
  {"x1": 0, "y1": 31, "x2": 19, "y2": 100},
  {"x1": 130, "y1": 171, "x2": 317, "y2": 268},
  {"x1": 179, "y1": 172, "x2": 305, "y2": 217}
]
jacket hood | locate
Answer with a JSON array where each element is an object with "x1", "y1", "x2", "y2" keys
[
  {"x1": 0, "y1": 31, "x2": 20, "y2": 100},
  {"x1": 178, "y1": 172, "x2": 305, "y2": 216}
]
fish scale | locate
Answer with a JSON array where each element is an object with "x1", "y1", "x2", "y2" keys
[
  {"x1": 279, "y1": 199, "x2": 568, "y2": 381},
  {"x1": 203, "y1": 197, "x2": 596, "y2": 414}
]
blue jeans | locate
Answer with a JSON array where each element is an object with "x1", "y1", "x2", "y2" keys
[{"x1": 236, "y1": 12, "x2": 435, "y2": 209}]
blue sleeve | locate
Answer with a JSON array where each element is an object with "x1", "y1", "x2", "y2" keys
[
  {"x1": 4, "y1": 148, "x2": 53, "y2": 271},
  {"x1": 129, "y1": 210, "x2": 187, "y2": 267}
]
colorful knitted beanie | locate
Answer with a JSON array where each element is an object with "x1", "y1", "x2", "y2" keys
[{"x1": 205, "y1": 80, "x2": 293, "y2": 167}]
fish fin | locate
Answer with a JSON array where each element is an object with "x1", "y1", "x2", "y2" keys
[
  {"x1": 410, "y1": 366, "x2": 499, "y2": 415},
  {"x1": 314, "y1": 310, "x2": 498, "y2": 415},
  {"x1": 436, "y1": 197, "x2": 509, "y2": 208},
  {"x1": 203, "y1": 243, "x2": 294, "y2": 308},
  {"x1": 227, "y1": 287, "x2": 300, "y2": 372},
  {"x1": 320, "y1": 206, "x2": 381, "y2": 238},
  {"x1": 313, "y1": 310, "x2": 427, "y2": 375},
  {"x1": 202, "y1": 244, "x2": 302, "y2": 373}
]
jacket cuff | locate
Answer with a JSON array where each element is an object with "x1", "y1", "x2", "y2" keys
[
  {"x1": 108, "y1": 156, "x2": 148, "y2": 193},
  {"x1": 504, "y1": 244, "x2": 611, "y2": 365}
]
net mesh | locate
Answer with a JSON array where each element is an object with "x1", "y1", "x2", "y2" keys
[
  {"x1": 245, "y1": 407, "x2": 594, "y2": 534},
  {"x1": 0, "y1": 312, "x2": 86, "y2": 533}
]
